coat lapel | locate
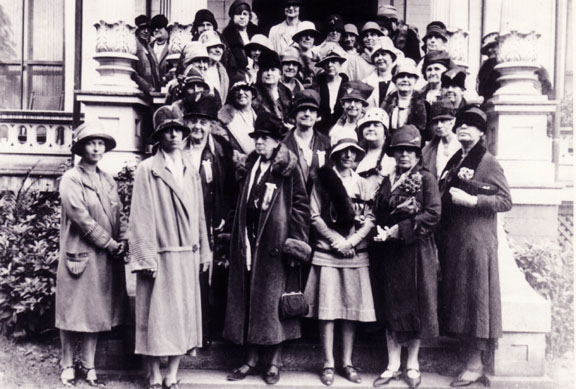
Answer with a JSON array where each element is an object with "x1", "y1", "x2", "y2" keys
[
  {"x1": 78, "y1": 166, "x2": 116, "y2": 229},
  {"x1": 150, "y1": 152, "x2": 190, "y2": 213}
]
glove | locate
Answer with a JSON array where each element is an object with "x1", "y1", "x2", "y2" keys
[{"x1": 450, "y1": 187, "x2": 478, "y2": 207}]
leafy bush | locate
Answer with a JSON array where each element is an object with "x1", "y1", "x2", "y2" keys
[
  {"x1": 514, "y1": 242, "x2": 574, "y2": 357},
  {"x1": 0, "y1": 184, "x2": 60, "y2": 339},
  {"x1": 116, "y1": 162, "x2": 137, "y2": 227}
]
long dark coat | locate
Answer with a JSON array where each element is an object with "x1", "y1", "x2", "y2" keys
[
  {"x1": 252, "y1": 82, "x2": 293, "y2": 125},
  {"x1": 221, "y1": 22, "x2": 260, "y2": 73},
  {"x1": 223, "y1": 144, "x2": 311, "y2": 345},
  {"x1": 369, "y1": 165, "x2": 440, "y2": 339},
  {"x1": 437, "y1": 143, "x2": 512, "y2": 341},
  {"x1": 310, "y1": 72, "x2": 349, "y2": 135},
  {"x1": 134, "y1": 40, "x2": 160, "y2": 93},
  {"x1": 381, "y1": 91, "x2": 429, "y2": 141}
]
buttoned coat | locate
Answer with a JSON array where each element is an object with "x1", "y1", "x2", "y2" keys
[
  {"x1": 129, "y1": 152, "x2": 211, "y2": 356},
  {"x1": 55, "y1": 165, "x2": 127, "y2": 332},
  {"x1": 437, "y1": 143, "x2": 512, "y2": 341},
  {"x1": 223, "y1": 144, "x2": 311, "y2": 345},
  {"x1": 134, "y1": 40, "x2": 161, "y2": 93}
]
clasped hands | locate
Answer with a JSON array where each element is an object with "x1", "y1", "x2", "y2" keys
[
  {"x1": 449, "y1": 187, "x2": 478, "y2": 207},
  {"x1": 331, "y1": 239, "x2": 354, "y2": 258},
  {"x1": 373, "y1": 224, "x2": 399, "y2": 242}
]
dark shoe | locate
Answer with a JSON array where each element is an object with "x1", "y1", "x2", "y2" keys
[
  {"x1": 76, "y1": 363, "x2": 105, "y2": 387},
  {"x1": 145, "y1": 384, "x2": 162, "y2": 389},
  {"x1": 450, "y1": 370, "x2": 489, "y2": 387},
  {"x1": 162, "y1": 378, "x2": 180, "y2": 389},
  {"x1": 263, "y1": 364, "x2": 280, "y2": 385},
  {"x1": 227, "y1": 363, "x2": 257, "y2": 381},
  {"x1": 373, "y1": 369, "x2": 402, "y2": 387},
  {"x1": 404, "y1": 369, "x2": 422, "y2": 388},
  {"x1": 60, "y1": 366, "x2": 76, "y2": 387},
  {"x1": 341, "y1": 365, "x2": 362, "y2": 384},
  {"x1": 320, "y1": 367, "x2": 335, "y2": 386}
]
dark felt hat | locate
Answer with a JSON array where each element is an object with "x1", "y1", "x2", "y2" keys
[
  {"x1": 325, "y1": 14, "x2": 345, "y2": 33},
  {"x1": 180, "y1": 65, "x2": 209, "y2": 89},
  {"x1": 151, "y1": 14, "x2": 169, "y2": 30},
  {"x1": 228, "y1": 0, "x2": 251, "y2": 17},
  {"x1": 283, "y1": 0, "x2": 303, "y2": 5},
  {"x1": 423, "y1": 21, "x2": 448, "y2": 42},
  {"x1": 181, "y1": 92, "x2": 219, "y2": 120},
  {"x1": 151, "y1": 105, "x2": 189, "y2": 142},
  {"x1": 229, "y1": 72, "x2": 258, "y2": 97},
  {"x1": 422, "y1": 50, "x2": 452, "y2": 77},
  {"x1": 193, "y1": 9, "x2": 218, "y2": 31},
  {"x1": 454, "y1": 104, "x2": 487, "y2": 133},
  {"x1": 71, "y1": 122, "x2": 116, "y2": 156},
  {"x1": 481, "y1": 32, "x2": 499, "y2": 55},
  {"x1": 426, "y1": 99, "x2": 457, "y2": 130},
  {"x1": 249, "y1": 112, "x2": 284, "y2": 140},
  {"x1": 386, "y1": 124, "x2": 422, "y2": 155},
  {"x1": 135, "y1": 15, "x2": 151, "y2": 29},
  {"x1": 291, "y1": 89, "x2": 321, "y2": 115},
  {"x1": 258, "y1": 49, "x2": 282, "y2": 71},
  {"x1": 316, "y1": 47, "x2": 347, "y2": 68},
  {"x1": 340, "y1": 80, "x2": 374, "y2": 106},
  {"x1": 441, "y1": 67, "x2": 467, "y2": 90}
]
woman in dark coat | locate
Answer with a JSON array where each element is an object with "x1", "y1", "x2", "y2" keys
[
  {"x1": 223, "y1": 112, "x2": 311, "y2": 385},
  {"x1": 437, "y1": 105, "x2": 512, "y2": 387},
  {"x1": 221, "y1": 0, "x2": 260, "y2": 75},
  {"x1": 370, "y1": 124, "x2": 441, "y2": 388}
]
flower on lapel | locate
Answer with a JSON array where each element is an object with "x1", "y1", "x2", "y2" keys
[
  {"x1": 202, "y1": 159, "x2": 213, "y2": 183},
  {"x1": 261, "y1": 183, "x2": 277, "y2": 211},
  {"x1": 317, "y1": 150, "x2": 326, "y2": 167},
  {"x1": 400, "y1": 172, "x2": 423, "y2": 195},
  {"x1": 458, "y1": 167, "x2": 474, "y2": 181}
]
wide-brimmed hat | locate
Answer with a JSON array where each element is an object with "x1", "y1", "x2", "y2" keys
[
  {"x1": 291, "y1": 89, "x2": 320, "y2": 115},
  {"x1": 292, "y1": 21, "x2": 321, "y2": 43},
  {"x1": 454, "y1": 105, "x2": 487, "y2": 133},
  {"x1": 316, "y1": 45, "x2": 347, "y2": 68},
  {"x1": 181, "y1": 92, "x2": 219, "y2": 120},
  {"x1": 182, "y1": 42, "x2": 210, "y2": 62},
  {"x1": 330, "y1": 130, "x2": 365, "y2": 161},
  {"x1": 151, "y1": 105, "x2": 189, "y2": 142},
  {"x1": 258, "y1": 49, "x2": 282, "y2": 71},
  {"x1": 280, "y1": 47, "x2": 303, "y2": 66},
  {"x1": 357, "y1": 107, "x2": 390, "y2": 130},
  {"x1": 199, "y1": 30, "x2": 225, "y2": 48},
  {"x1": 193, "y1": 9, "x2": 218, "y2": 32},
  {"x1": 386, "y1": 124, "x2": 422, "y2": 155},
  {"x1": 377, "y1": 4, "x2": 398, "y2": 20},
  {"x1": 71, "y1": 122, "x2": 116, "y2": 156},
  {"x1": 229, "y1": 72, "x2": 258, "y2": 97},
  {"x1": 228, "y1": 0, "x2": 251, "y2": 17},
  {"x1": 481, "y1": 32, "x2": 499, "y2": 55},
  {"x1": 360, "y1": 21, "x2": 384, "y2": 37},
  {"x1": 371, "y1": 36, "x2": 403, "y2": 62},
  {"x1": 135, "y1": 15, "x2": 151, "y2": 30},
  {"x1": 423, "y1": 21, "x2": 448, "y2": 42},
  {"x1": 340, "y1": 80, "x2": 374, "y2": 106},
  {"x1": 249, "y1": 112, "x2": 284, "y2": 140},
  {"x1": 392, "y1": 58, "x2": 419, "y2": 81},
  {"x1": 245, "y1": 34, "x2": 273, "y2": 53},
  {"x1": 283, "y1": 0, "x2": 303, "y2": 6},
  {"x1": 151, "y1": 14, "x2": 168, "y2": 30},
  {"x1": 441, "y1": 67, "x2": 466, "y2": 90},
  {"x1": 422, "y1": 50, "x2": 452, "y2": 77},
  {"x1": 426, "y1": 99, "x2": 457, "y2": 130},
  {"x1": 343, "y1": 24, "x2": 359, "y2": 36}
]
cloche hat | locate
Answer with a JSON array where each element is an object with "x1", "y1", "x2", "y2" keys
[{"x1": 71, "y1": 122, "x2": 116, "y2": 156}]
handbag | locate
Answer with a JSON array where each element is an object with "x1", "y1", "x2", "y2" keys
[{"x1": 279, "y1": 263, "x2": 309, "y2": 320}]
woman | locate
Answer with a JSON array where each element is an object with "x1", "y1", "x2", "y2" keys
[
  {"x1": 345, "y1": 22, "x2": 382, "y2": 82},
  {"x1": 221, "y1": 0, "x2": 260, "y2": 75},
  {"x1": 223, "y1": 112, "x2": 311, "y2": 385},
  {"x1": 56, "y1": 122, "x2": 127, "y2": 387},
  {"x1": 355, "y1": 107, "x2": 395, "y2": 195},
  {"x1": 244, "y1": 34, "x2": 273, "y2": 84},
  {"x1": 437, "y1": 105, "x2": 512, "y2": 387},
  {"x1": 362, "y1": 37, "x2": 401, "y2": 108},
  {"x1": 129, "y1": 105, "x2": 211, "y2": 389},
  {"x1": 370, "y1": 124, "x2": 441, "y2": 388},
  {"x1": 329, "y1": 81, "x2": 373, "y2": 141},
  {"x1": 304, "y1": 131, "x2": 376, "y2": 386},
  {"x1": 198, "y1": 30, "x2": 230, "y2": 104}
]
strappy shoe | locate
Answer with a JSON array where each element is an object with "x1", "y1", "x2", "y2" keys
[
  {"x1": 60, "y1": 366, "x2": 76, "y2": 387},
  {"x1": 162, "y1": 378, "x2": 180, "y2": 389},
  {"x1": 373, "y1": 369, "x2": 402, "y2": 387},
  {"x1": 450, "y1": 370, "x2": 489, "y2": 387},
  {"x1": 320, "y1": 367, "x2": 335, "y2": 386},
  {"x1": 341, "y1": 365, "x2": 362, "y2": 384},
  {"x1": 227, "y1": 363, "x2": 257, "y2": 381},
  {"x1": 404, "y1": 369, "x2": 422, "y2": 388},
  {"x1": 263, "y1": 364, "x2": 280, "y2": 385},
  {"x1": 76, "y1": 363, "x2": 105, "y2": 387}
]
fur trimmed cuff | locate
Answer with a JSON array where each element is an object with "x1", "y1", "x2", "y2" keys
[{"x1": 283, "y1": 238, "x2": 312, "y2": 264}]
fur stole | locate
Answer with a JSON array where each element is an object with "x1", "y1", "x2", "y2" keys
[
  {"x1": 237, "y1": 143, "x2": 298, "y2": 182},
  {"x1": 316, "y1": 166, "x2": 355, "y2": 236}
]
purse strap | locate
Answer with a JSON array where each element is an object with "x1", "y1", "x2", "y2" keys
[{"x1": 285, "y1": 263, "x2": 303, "y2": 293}]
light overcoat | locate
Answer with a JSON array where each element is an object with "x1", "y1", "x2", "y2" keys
[
  {"x1": 129, "y1": 151, "x2": 211, "y2": 356},
  {"x1": 55, "y1": 165, "x2": 127, "y2": 332}
]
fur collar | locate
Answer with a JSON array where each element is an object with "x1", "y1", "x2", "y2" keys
[
  {"x1": 218, "y1": 104, "x2": 236, "y2": 125},
  {"x1": 240, "y1": 143, "x2": 298, "y2": 180},
  {"x1": 439, "y1": 141, "x2": 487, "y2": 194}
]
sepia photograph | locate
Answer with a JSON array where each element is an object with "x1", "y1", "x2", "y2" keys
[{"x1": 0, "y1": 0, "x2": 573, "y2": 388}]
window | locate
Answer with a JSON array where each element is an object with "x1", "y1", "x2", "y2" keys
[
  {"x1": 0, "y1": 0, "x2": 64, "y2": 110},
  {"x1": 18, "y1": 126, "x2": 27, "y2": 144},
  {"x1": 36, "y1": 125, "x2": 46, "y2": 144}
]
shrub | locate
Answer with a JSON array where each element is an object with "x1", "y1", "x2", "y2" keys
[{"x1": 514, "y1": 241, "x2": 574, "y2": 358}]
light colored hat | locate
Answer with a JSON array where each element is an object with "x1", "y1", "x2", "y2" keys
[
  {"x1": 198, "y1": 30, "x2": 224, "y2": 48},
  {"x1": 316, "y1": 43, "x2": 347, "y2": 68},
  {"x1": 357, "y1": 107, "x2": 390, "y2": 130},
  {"x1": 371, "y1": 36, "x2": 403, "y2": 62},
  {"x1": 330, "y1": 129, "x2": 365, "y2": 161},
  {"x1": 181, "y1": 41, "x2": 210, "y2": 61},
  {"x1": 71, "y1": 122, "x2": 116, "y2": 156},
  {"x1": 292, "y1": 21, "x2": 321, "y2": 43},
  {"x1": 343, "y1": 23, "x2": 359, "y2": 36},
  {"x1": 393, "y1": 58, "x2": 419, "y2": 81},
  {"x1": 360, "y1": 21, "x2": 384, "y2": 37},
  {"x1": 280, "y1": 46, "x2": 303, "y2": 66},
  {"x1": 377, "y1": 4, "x2": 398, "y2": 19},
  {"x1": 244, "y1": 34, "x2": 273, "y2": 52}
]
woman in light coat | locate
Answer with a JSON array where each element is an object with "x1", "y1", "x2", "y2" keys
[
  {"x1": 56, "y1": 122, "x2": 127, "y2": 387},
  {"x1": 129, "y1": 105, "x2": 211, "y2": 389}
]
